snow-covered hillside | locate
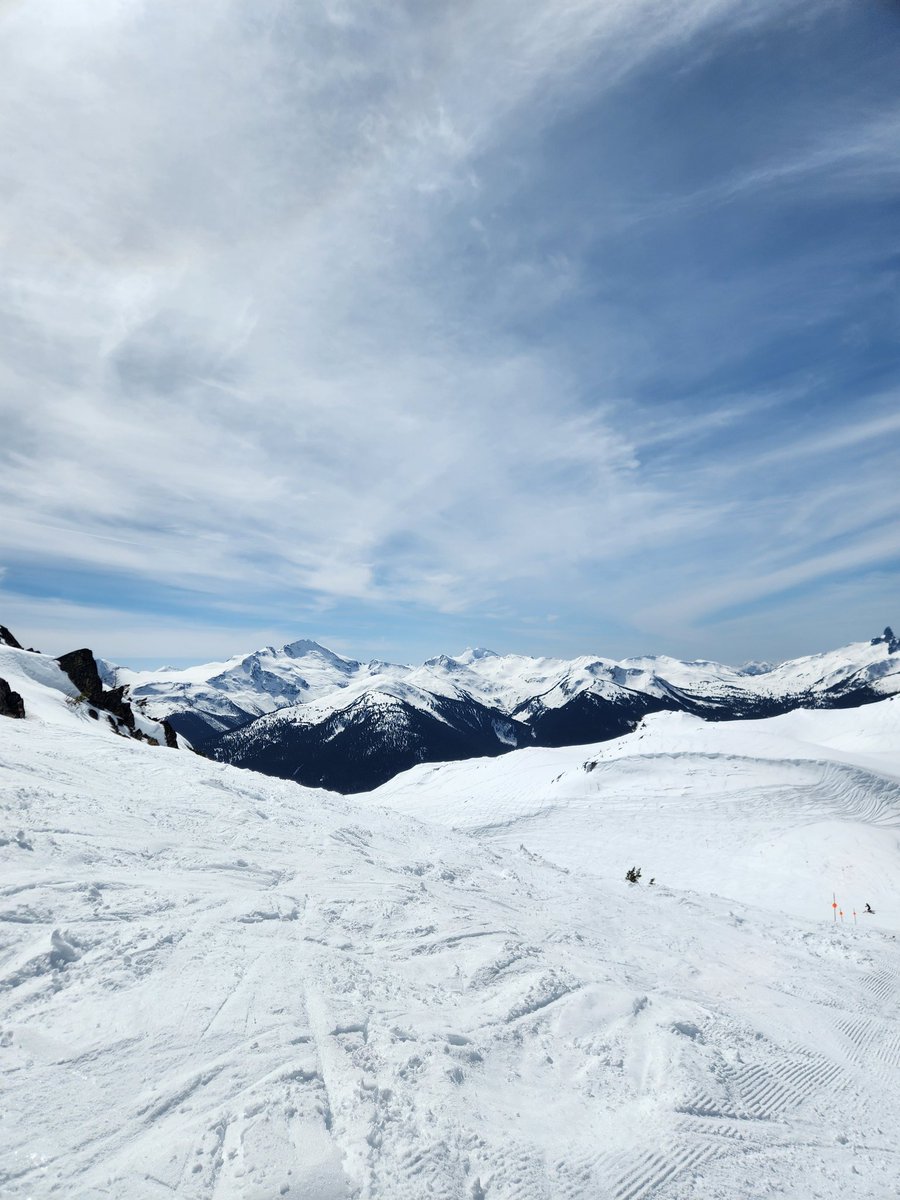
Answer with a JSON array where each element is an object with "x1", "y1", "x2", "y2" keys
[
  {"x1": 0, "y1": 643, "x2": 185, "y2": 751},
  {"x1": 369, "y1": 701, "x2": 900, "y2": 923},
  {"x1": 3, "y1": 641, "x2": 900, "y2": 1196},
  {"x1": 215, "y1": 678, "x2": 532, "y2": 793}
]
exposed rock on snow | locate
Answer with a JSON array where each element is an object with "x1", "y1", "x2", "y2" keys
[
  {"x1": 1, "y1": 643, "x2": 187, "y2": 753},
  {"x1": 0, "y1": 677, "x2": 25, "y2": 719},
  {"x1": 0, "y1": 624, "x2": 23, "y2": 649},
  {"x1": 871, "y1": 625, "x2": 900, "y2": 654},
  {"x1": 56, "y1": 646, "x2": 181, "y2": 748}
]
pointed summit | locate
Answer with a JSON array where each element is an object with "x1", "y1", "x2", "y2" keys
[
  {"x1": 0, "y1": 624, "x2": 23, "y2": 649},
  {"x1": 870, "y1": 625, "x2": 899, "y2": 653}
]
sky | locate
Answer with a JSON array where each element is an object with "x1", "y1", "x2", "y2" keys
[{"x1": 1, "y1": 0, "x2": 899, "y2": 669}]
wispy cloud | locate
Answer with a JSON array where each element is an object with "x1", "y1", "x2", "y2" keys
[
  {"x1": 1, "y1": 0, "x2": 897, "y2": 664},
  {"x1": 752, "y1": 402, "x2": 900, "y2": 468}
]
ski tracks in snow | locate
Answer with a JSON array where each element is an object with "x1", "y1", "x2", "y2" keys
[{"x1": 4, "y1": 708, "x2": 900, "y2": 1198}]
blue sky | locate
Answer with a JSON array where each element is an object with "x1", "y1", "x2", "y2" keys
[{"x1": 1, "y1": 0, "x2": 898, "y2": 668}]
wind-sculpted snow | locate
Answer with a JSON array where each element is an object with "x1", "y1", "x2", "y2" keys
[{"x1": 3, "y1": 647, "x2": 900, "y2": 1196}]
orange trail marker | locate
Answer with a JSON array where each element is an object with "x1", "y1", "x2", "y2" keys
[{"x1": 832, "y1": 895, "x2": 838, "y2": 923}]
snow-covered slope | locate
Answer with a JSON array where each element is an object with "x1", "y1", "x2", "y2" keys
[
  {"x1": 3, "y1": 644, "x2": 900, "y2": 1196},
  {"x1": 215, "y1": 675, "x2": 533, "y2": 793},
  {"x1": 0, "y1": 644, "x2": 185, "y2": 750},
  {"x1": 369, "y1": 699, "x2": 900, "y2": 923}
]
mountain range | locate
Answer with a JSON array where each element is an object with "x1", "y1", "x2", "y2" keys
[{"x1": 97, "y1": 626, "x2": 900, "y2": 792}]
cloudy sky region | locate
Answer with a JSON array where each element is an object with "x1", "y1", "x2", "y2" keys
[{"x1": 1, "y1": 0, "x2": 898, "y2": 668}]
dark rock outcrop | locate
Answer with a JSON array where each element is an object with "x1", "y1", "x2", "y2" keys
[
  {"x1": 103, "y1": 686, "x2": 136, "y2": 730},
  {"x1": 0, "y1": 625, "x2": 23, "y2": 649},
  {"x1": 56, "y1": 648, "x2": 135, "y2": 729},
  {"x1": 871, "y1": 626, "x2": 900, "y2": 653},
  {"x1": 54, "y1": 647, "x2": 188, "y2": 743},
  {"x1": 56, "y1": 648, "x2": 105, "y2": 705},
  {"x1": 0, "y1": 677, "x2": 26, "y2": 719}
]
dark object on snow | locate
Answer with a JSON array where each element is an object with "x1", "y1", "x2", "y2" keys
[
  {"x1": 56, "y1": 648, "x2": 105, "y2": 706},
  {"x1": 57, "y1": 648, "x2": 135, "y2": 729},
  {"x1": 871, "y1": 626, "x2": 900, "y2": 653},
  {"x1": 0, "y1": 677, "x2": 25, "y2": 719},
  {"x1": 865, "y1": 903, "x2": 875, "y2": 914},
  {"x1": 649, "y1": 877, "x2": 656, "y2": 885},
  {"x1": 0, "y1": 624, "x2": 23, "y2": 649},
  {"x1": 56, "y1": 646, "x2": 179, "y2": 747},
  {"x1": 625, "y1": 866, "x2": 642, "y2": 884}
]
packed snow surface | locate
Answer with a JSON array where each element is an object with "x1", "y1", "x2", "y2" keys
[{"x1": 2, "y1": 655, "x2": 900, "y2": 1197}]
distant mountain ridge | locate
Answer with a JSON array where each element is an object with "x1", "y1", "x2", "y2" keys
[{"x1": 95, "y1": 626, "x2": 900, "y2": 792}]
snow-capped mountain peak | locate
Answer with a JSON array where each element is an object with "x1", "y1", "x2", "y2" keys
[
  {"x1": 456, "y1": 646, "x2": 499, "y2": 663},
  {"x1": 281, "y1": 638, "x2": 357, "y2": 667}
]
